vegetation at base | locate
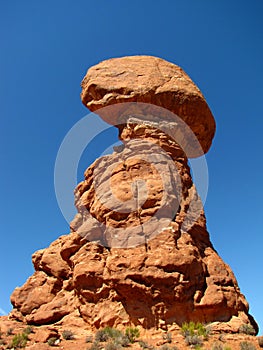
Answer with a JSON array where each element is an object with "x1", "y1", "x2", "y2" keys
[
  {"x1": 181, "y1": 321, "x2": 210, "y2": 348},
  {"x1": 240, "y1": 341, "x2": 256, "y2": 350},
  {"x1": 47, "y1": 337, "x2": 59, "y2": 346},
  {"x1": 9, "y1": 332, "x2": 28, "y2": 348},
  {"x1": 95, "y1": 326, "x2": 122, "y2": 342},
  {"x1": 87, "y1": 341, "x2": 103, "y2": 350},
  {"x1": 211, "y1": 341, "x2": 232, "y2": 350},
  {"x1": 125, "y1": 327, "x2": 140, "y2": 343},
  {"x1": 238, "y1": 324, "x2": 256, "y2": 336},
  {"x1": 62, "y1": 329, "x2": 75, "y2": 340},
  {"x1": 159, "y1": 345, "x2": 178, "y2": 350},
  {"x1": 162, "y1": 332, "x2": 172, "y2": 343},
  {"x1": 139, "y1": 340, "x2": 154, "y2": 349},
  {"x1": 23, "y1": 326, "x2": 34, "y2": 335}
]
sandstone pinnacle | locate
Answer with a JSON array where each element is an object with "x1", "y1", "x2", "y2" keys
[{"x1": 1, "y1": 56, "x2": 258, "y2": 342}]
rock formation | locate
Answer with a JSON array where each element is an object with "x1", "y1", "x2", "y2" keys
[{"x1": 5, "y1": 56, "x2": 258, "y2": 335}]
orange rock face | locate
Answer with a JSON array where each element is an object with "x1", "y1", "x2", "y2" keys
[
  {"x1": 5, "y1": 56, "x2": 258, "y2": 336},
  {"x1": 9, "y1": 123, "x2": 257, "y2": 334},
  {"x1": 81, "y1": 55, "x2": 216, "y2": 156}
]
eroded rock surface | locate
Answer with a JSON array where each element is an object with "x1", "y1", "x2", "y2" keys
[
  {"x1": 81, "y1": 55, "x2": 216, "y2": 156},
  {"x1": 3, "y1": 56, "x2": 258, "y2": 337}
]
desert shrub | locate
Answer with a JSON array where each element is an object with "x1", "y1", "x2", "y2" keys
[
  {"x1": 23, "y1": 326, "x2": 34, "y2": 335},
  {"x1": 0, "y1": 339, "x2": 6, "y2": 346},
  {"x1": 258, "y1": 336, "x2": 263, "y2": 348},
  {"x1": 162, "y1": 332, "x2": 172, "y2": 343},
  {"x1": 62, "y1": 330, "x2": 74, "y2": 340},
  {"x1": 10, "y1": 332, "x2": 28, "y2": 348},
  {"x1": 182, "y1": 321, "x2": 210, "y2": 341},
  {"x1": 47, "y1": 337, "x2": 59, "y2": 346},
  {"x1": 125, "y1": 327, "x2": 140, "y2": 343},
  {"x1": 95, "y1": 327, "x2": 122, "y2": 342},
  {"x1": 160, "y1": 345, "x2": 178, "y2": 350},
  {"x1": 117, "y1": 334, "x2": 130, "y2": 347},
  {"x1": 239, "y1": 324, "x2": 256, "y2": 336},
  {"x1": 185, "y1": 334, "x2": 203, "y2": 347},
  {"x1": 87, "y1": 341, "x2": 103, "y2": 350},
  {"x1": 240, "y1": 341, "x2": 256, "y2": 350},
  {"x1": 212, "y1": 342, "x2": 224, "y2": 350},
  {"x1": 105, "y1": 340, "x2": 122, "y2": 350},
  {"x1": 139, "y1": 340, "x2": 153, "y2": 349}
]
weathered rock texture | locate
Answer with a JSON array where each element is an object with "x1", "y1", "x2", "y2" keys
[
  {"x1": 81, "y1": 55, "x2": 216, "y2": 156},
  {"x1": 6, "y1": 56, "x2": 258, "y2": 335}
]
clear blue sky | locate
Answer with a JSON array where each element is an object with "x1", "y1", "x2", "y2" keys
[{"x1": 1, "y1": 0, "x2": 262, "y2": 333}]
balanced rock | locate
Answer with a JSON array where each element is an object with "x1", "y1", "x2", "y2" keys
[
  {"x1": 81, "y1": 55, "x2": 216, "y2": 156},
  {"x1": 4, "y1": 56, "x2": 258, "y2": 336}
]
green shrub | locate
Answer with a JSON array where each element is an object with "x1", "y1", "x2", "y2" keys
[
  {"x1": 10, "y1": 333, "x2": 28, "y2": 348},
  {"x1": 181, "y1": 321, "x2": 210, "y2": 341},
  {"x1": 95, "y1": 327, "x2": 122, "y2": 342},
  {"x1": 240, "y1": 341, "x2": 256, "y2": 350},
  {"x1": 62, "y1": 330, "x2": 74, "y2": 340},
  {"x1": 125, "y1": 327, "x2": 140, "y2": 343},
  {"x1": 239, "y1": 324, "x2": 256, "y2": 336}
]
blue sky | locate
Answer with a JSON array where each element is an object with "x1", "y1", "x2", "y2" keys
[{"x1": 1, "y1": 0, "x2": 262, "y2": 333}]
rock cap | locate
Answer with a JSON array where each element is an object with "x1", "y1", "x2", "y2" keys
[{"x1": 81, "y1": 55, "x2": 216, "y2": 156}]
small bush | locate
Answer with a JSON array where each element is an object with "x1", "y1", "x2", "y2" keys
[
  {"x1": 105, "y1": 341, "x2": 121, "y2": 350},
  {"x1": 139, "y1": 340, "x2": 153, "y2": 349},
  {"x1": 125, "y1": 327, "x2": 140, "y2": 343},
  {"x1": 181, "y1": 321, "x2": 210, "y2": 341},
  {"x1": 0, "y1": 339, "x2": 6, "y2": 346},
  {"x1": 212, "y1": 342, "x2": 224, "y2": 350},
  {"x1": 10, "y1": 333, "x2": 28, "y2": 348},
  {"x1": 163, "y1": 332, "x2": 172, "y2": 343},
  {"x1": 47, "y1": 337, "x2": 59, "y2": 346},
  {"x1": 185, "y1": 334, "x2": 203, "y2": 347},
  {"x1": 23, "y1": 326, "x2": 34, "y2": 335},
  {"x1": 62, "y1": 330, "x2": 74, "y2": 340},
  {"x1": 239, "y1": 324, "x2": 256, "y2": 336},
  {"x1": 87, "y1": 341, "x2": 102, "y2": 350},
  {"x1": 160, "y1": 345, "x2": 178, "y2": 350},
  {"x1": 95, "y1": 327, "x2": 122, "y2": 342},
  {"x1": 117, "y1": 334, "x2": 130, "y2": 347},
  {"x1": 240, "y1": 341, "x2": 256, "y2": 350}
]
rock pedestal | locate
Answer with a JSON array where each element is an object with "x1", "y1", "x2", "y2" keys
[{"x1": 7, "y1": 56, "x2": 258, "y2": 334}]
